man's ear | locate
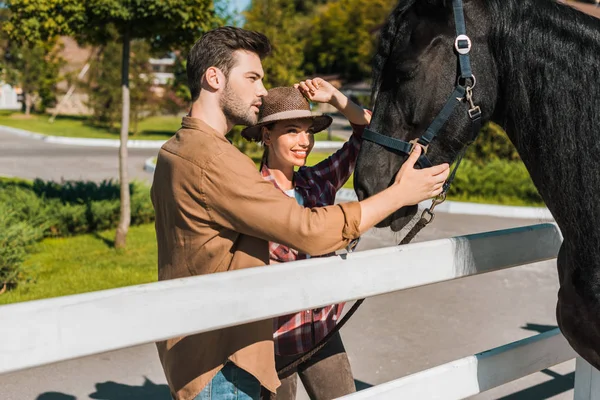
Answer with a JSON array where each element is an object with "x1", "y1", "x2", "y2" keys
[{"x1": 204, "y1": 66, "x2": 224, "y2": 90}]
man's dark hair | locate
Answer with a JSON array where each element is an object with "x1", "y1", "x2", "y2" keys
[{"x1": 187, "y1": 26, "x2": 272, "y2": 102}]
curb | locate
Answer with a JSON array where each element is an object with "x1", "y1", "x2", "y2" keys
[
  {"x1": 335, "y1": 189, "x2": 554, "y2": 221},
  {"x1": 144, "y1": 157, "x2": 156, "y2": 173},
  {"x1": 0, "y1": 125, "x2": 166, "y2": 149},
  {"x1": 0, "y1": 125, "x2": 346, "y2": 150},
  {"x1": 313, "y1": 141, "x2": 344, "y2": 150}
]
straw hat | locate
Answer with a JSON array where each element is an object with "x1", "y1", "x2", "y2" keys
[{"x1": 241, "y1": 86, "x2": 333, "y2": 142}]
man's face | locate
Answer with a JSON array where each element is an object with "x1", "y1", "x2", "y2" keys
[{"x1": 220, "y1": 50, "x2": 267, "y2": 126}]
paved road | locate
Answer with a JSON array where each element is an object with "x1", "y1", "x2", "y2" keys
[{"x1": 0, "y1": 129, "x2": 159, "y2": 183}]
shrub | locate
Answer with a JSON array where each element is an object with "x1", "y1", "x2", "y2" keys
[
  {"x1": 466, "y1": 122, "x2": 521, "y2": 164},
  {"x1": 0, "y1": 204, "x2": 43, "y2": 291},
  {"x1": 0, "y1": 178, "x2": 156, "y2": 290},
  {"x1": 448, "y1": 159, "x2": 543, "y2": 205}
]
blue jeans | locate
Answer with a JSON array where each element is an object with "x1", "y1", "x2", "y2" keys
[{"x1": 195, "y1": 362, "x2": 261, "y2": 400}]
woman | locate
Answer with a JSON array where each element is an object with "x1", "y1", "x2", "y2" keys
[{"x1": 241, "y1": 77, "x2": 370, "y2": 400}]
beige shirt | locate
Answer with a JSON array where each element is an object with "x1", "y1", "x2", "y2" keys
[{"x1": 151, "y1": 117, "x2": 362, "y2": 400}]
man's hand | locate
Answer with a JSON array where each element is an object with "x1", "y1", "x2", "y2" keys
[{"x1": 392, "y1": 145, "x2": 450, "y2": 206}]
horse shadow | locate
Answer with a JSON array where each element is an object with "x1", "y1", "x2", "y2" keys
[{"x1": 36, "y1": 377, "x2": 171, "y2": 400}]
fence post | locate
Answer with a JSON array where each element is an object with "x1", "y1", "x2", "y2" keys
[{"x1": 574, "y1": 357, "x2": 600, "y2": 400}]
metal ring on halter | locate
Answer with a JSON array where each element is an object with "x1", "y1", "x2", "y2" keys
[{"x1": 457, "y1": 74, "x2": 477, "y2": 90}]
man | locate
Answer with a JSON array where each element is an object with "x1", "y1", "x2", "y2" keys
[{"x1": 151, "y1": 26, "x2": 449, "y2": 400}]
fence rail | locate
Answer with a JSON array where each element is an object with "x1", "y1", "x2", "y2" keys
[
  {"x1": 343, "y1": 328, "x2": 575, "y2": 399},
  {"x1": 0, "y1": 223, "x2": 574, "y2": 398}
]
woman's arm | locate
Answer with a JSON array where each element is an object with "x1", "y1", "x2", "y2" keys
[{"x1": 295, "y1": 78, "x2": 371, "y2": 126}]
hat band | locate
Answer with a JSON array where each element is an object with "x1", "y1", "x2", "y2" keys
[{"x1": 259, "y1": 109, "x2": 324, "y2": 124}]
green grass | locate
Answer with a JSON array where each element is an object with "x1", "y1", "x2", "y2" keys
[
  {"x1": 0, "y1": 224, "x2": 158, "y2": 305},
  {"x1": 0, "y1": 113, "x2": 178, "y2": 140},
  {"x1": 313, "y1": 131, "x2": 345, "y2": 142},
  {"x1": 0, "y1": 112, "x2": 346, "y2": 142}
]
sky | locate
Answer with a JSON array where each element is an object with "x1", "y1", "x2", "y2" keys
[{"x1": 226, "y1": 0, "x2": 251, "y2": 14}]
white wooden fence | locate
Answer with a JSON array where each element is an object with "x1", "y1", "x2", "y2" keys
[{"x1": 0, "y1": 223, "x2": 598, "y2": 398}]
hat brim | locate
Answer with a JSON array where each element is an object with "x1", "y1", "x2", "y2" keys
[{"x1": 241, "y1": 112, "x2": 333, "y2": 142}]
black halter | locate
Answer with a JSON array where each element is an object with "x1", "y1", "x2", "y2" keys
[{"x1": 363, "y1": 0, "x2": 482, "y2": 193}]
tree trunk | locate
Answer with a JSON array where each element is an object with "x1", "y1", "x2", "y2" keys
[
  {"x1": 24, "y1": 93, "x2": 33, "y2": 116},
  {"x1": 114, "y1": 32, "x2": 131, "y2": 249}
]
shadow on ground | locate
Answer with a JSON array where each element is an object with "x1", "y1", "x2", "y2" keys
[
  {"x1": 354, "y1": 378, "x2": 373, "y2": 391},
  {"x1": 37, "y1": 377, "x2": 170, "y2": 400}
]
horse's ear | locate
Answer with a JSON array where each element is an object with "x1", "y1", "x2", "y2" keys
[{"x1": 415, "y1": 0, "x2": 452, "y2": 16}]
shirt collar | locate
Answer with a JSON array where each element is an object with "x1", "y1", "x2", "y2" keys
[{"x1": 260, "y1": 164, "x2": 310, "y2": 190}]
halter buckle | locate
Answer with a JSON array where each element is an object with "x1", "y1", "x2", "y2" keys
[
  {"x1": 468, "y1": 106, "x2": 482, "y2": 120},
  {"x1": 409, "y1": 138, "x2": 429, "y2": 155},
  {"x1": 454, "y1": 34, "x2": 472, "y2": 55}
]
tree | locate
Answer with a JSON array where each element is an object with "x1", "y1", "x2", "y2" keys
[
  {"x1": 303, "y1": 0, "x2": 397, "y2": 82},
  {"x1": 0, "y1": 9, "x2": 64, "y2": 116},
  {"x1": 244, "y1": 0, "x2": 305, "y2": 88},
  {"x1": 86, "y1": 36, "x2": 158, "y2": 135},
  {"x1": 3, "y1": 39, "x2": 65, "y2": 115},
  {"x1": 5, "y1": 0, "x2": 220, "y2": 248}
]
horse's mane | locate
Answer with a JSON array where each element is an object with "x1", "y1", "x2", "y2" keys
[
  {"x1": 487, "y1": 0, "x2": 600, "y2": 249},
  {"x1": 371, "y1": 0, "x2": 416, "y2": 102},
  {"x1": 373, "y1": 0, "x2": 600, "y2": 244}
]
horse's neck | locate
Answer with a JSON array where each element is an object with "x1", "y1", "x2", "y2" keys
[{"x1": 491, "y1": 1, "x2": 600, "y2": 239}]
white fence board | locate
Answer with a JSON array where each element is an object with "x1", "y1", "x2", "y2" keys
[
  {"x1": 341, "y1": 328, "x2": 576, "y2": 399},
  {"x1": 574, "y1": 357, "x2": 600, "y2": 400},
  {"x1": 0, "y1": 224, "x2": 561, "y2": 375}
]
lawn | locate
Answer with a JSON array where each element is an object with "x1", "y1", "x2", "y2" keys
[
  {"x1": 0, "y1": 112, "x2": 346, "y2": 142},
  {"x1": 0, "y1": 113, "x2": 178, "y2": 140},
  {"x1": 0, "y1": 224, "x2": 158, "y2": 305}
]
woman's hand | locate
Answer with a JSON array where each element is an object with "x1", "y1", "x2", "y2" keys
[{"x1": 294, "y1": 78, "x2": 339, "y2": 104}]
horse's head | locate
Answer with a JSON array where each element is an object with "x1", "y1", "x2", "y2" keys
[{"x1": 355, "y1": 0, "x2": 498, "y2": 231}]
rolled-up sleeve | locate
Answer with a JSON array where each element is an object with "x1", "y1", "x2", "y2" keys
[{"x1": 200, "y1": 149, "x2": 361, "y2": 256}]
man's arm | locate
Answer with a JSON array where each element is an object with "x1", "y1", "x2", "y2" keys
[{"x1": 202, "y1": 145, "x2": 447, "y2": 256}]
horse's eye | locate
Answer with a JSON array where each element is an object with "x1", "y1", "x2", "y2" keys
[{"x1": 395, "y1": 63, "x2": 418, "y2": 81}]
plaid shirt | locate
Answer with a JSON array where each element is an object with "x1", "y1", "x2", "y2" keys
[{"x1": 261, "y1": 121, "x2": 367, "y2": 356}]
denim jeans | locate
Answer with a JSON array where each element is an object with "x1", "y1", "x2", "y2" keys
[{"x1": 195, "y1": 362, "x2": 261, "y2": 400}]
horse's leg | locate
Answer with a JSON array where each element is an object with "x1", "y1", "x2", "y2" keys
[{"x1": 556, "y1": 244, "x2": 600, "y2": 370}]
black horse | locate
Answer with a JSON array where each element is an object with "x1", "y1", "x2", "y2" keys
[{"x1": 354, "y1": 0, "x2": 600, "y2": 369}]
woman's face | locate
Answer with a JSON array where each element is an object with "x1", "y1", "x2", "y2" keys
[{"x1": 263, "y1": 118, "x2": 315, "y2": 168}]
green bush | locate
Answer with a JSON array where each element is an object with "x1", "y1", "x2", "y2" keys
[
  {"x1": 0, "y1": 204, "x2": 43, "y2": 291},
  {"x1": 0, "y1": 178, "x2": 154, "y2": 237},
  {"x1": 0, "y1": 178, "x2": 155, "y2": 291},
  {"x1": 448, "y1": 159, "x2": 543, "y2": 206},
  {"x1": 466, "y1": 122, "x2": 520, "y2": 164}
]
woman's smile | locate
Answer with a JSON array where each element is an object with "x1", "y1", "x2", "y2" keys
[{"x1": 291, "y1": 149, "x2": 309, "y2": 159}]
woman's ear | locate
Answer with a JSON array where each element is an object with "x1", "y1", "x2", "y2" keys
[{"x1": 262, "y1": 127, "x2": 271, "y2": 145}]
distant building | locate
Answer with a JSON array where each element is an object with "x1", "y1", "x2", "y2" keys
[
  {"x1": 149, "y1": 57, "x2": 175, "y2": 86},
  {"x1": 0, "y1": 83, "x2": 22, "y2": 110}
]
